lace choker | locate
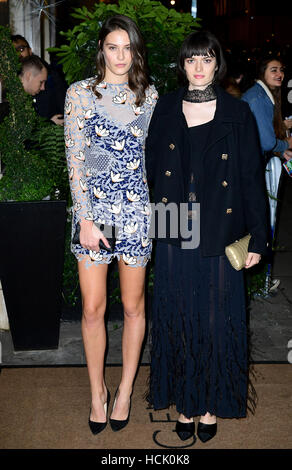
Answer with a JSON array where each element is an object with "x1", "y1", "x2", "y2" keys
[{"x1": 183, "y1": 84, "x2": 216, "y2": 103}]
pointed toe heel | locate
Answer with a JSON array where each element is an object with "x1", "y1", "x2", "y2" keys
[
  {"x1": 88, "y1": 417, "x2": 107, "y2": 435},
  {"x1": 109, "y1": 414, "x2": 130, "y2": 432},
  {"x1": 175, "y1": 420, "x2": 196, "y2": 441},
  {"x1": 109, "y1": 388, "x2": 132, "y2": 432},
  {"x1": 88, "y1": 390, "x2": 111, "y2": 435},
  {"x1": 197, "y1": 422, "x2": 217, "y2": 443}
]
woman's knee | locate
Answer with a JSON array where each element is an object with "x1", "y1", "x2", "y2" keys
[
  {"x1": 82, "y1": 300, "x2": 106, "y2": 324},
  {"x1": 122, "y1": 298, "x2": 145, "y2": 319}
]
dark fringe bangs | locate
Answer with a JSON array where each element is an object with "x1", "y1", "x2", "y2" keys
[{"x1": 182, "y1": 43, "x2": 216, "y2": 60}]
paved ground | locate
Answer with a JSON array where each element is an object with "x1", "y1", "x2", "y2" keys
[
  {"x1": 1, "y1": 172, "x2": 292, "y2": 366},
  {"x1": 249, "y1": 169, "x2": 292, "y2": 363}
]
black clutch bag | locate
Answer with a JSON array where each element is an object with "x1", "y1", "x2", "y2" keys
[{"x1": 72, "y1": 222, "x2": 116, "y2": 253}]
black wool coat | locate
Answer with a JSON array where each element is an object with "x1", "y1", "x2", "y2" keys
[{"x1": 145, "y1": 85, "x2": 269, "y2": 257}]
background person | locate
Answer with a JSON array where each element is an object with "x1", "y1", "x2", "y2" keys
[
  {"x1": 19, "y1": 55, "x2": 47, "y2": 96},
  {"x1": 242, "y1": 56, "x2": 292, "y2": 160},
  {"x1": 242, "y1": 57, "x2": 292, "y2": 293},
  {"x1": 12, "y1": 34, "x2": 67, "y2": 126},
  {"x1": 221, "y1": 59, "x2": 246, "y2": 98}
]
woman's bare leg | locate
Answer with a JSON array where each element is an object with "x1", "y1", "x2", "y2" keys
[
  {"x1": 110, "y1": 261, "x2": 146, "y2": 420},
  {"x1": 78, "y1": 258, "x2": 109, "y2": 422}
]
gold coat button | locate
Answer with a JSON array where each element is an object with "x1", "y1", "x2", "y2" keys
[
  {"x1": 226, "y1": 208, "x2": 232, "y2": 214},
  {"x1": 222, "y1": 180, "x2": 228, "y2": 187},
  {"x1": 169, "y1": 143, "x2": 175, "y2": 150},
  {"x1": 221, "y1": 153, "x2": 228, "y2": 160},
  {"x1": 162, "y1": 197, "x2": 168, "y2": 203},
  {"x1": 165, "y1": 170, "x2": 172, "y2": 177}
]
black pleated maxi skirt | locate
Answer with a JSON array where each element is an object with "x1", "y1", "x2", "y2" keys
[{"x1": 147, "y1": 241, "x2": 251, "y2": 419}]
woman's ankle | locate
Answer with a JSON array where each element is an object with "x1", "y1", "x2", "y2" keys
[
  {"x1": 178, "y1": 413, "x2": 194, "y2": 423},
  {"x1": 199, "y1": 412, "x2": 216, "y2": 424}
]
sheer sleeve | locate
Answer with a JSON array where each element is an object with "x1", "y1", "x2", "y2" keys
[
  {"x1": 64, "y1": 83, "x2": 92, "y2": 223},
  {"x1": 146, "y1": 85, "x2": 158, "y2": 134}
]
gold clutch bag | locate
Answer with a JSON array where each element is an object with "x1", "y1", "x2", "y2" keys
[{"x1": 225, "y1": 234, "x2": 251, "y2": 271}]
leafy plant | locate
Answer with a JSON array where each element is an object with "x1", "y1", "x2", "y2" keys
[
  {"x1": 0, "y1": 25, "x2": 69, "y2": 202},
  {"x1": 29, "y1": 119, "x2": 70, "y2": 202},
  {"x1": 50, "y1": 0, "x2": 201, "y2": 94},
  {"x1": 62, "y1": 212, "x2": 80, "y2": 307},
  {"x1": 245, "y1": 263, "x2": 269, "y2": 300},
  {"x1": 0, "y1": 25, "x2": 75, "y2": 308}
]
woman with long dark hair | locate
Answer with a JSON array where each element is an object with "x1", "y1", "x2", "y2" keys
[
  {"x1": 242, "y1": 56, "x2": 292, "y2": 160},
  {"x1": 146, "y1": 31, "x2": 268, "y2": 444},
  {"x1": 242, "y1": 57, "x2": 292, "y2": 293},
  {"x1": 64, "y1": 14, "x2": 157, "y2": 434}
]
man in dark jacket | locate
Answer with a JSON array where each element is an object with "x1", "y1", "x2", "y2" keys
[{"x1": 12, "y1": 34, "x2": 67, "y2": 126}]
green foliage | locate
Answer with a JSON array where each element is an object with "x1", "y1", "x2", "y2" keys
[
  {"x1": 50, "y1": 0, "x2": 201, "y2": 94},
  {"x1": 0, "y1": 25, "x2": 73, "y2": 307},
  {"x1": 245, "y1": 263, "x2": 268, "y2": 300},
  {"x1": 29, "y1": 120, "x2": 70, "y2": 202},
  {"x1": 0, "y1": 25, "x2": 69, "y2": 202},
  {"x1": 62, "y1": 215, "x2": 80, "y2": 307}
]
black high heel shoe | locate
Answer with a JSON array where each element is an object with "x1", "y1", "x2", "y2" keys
[
  {"x1": 175, "y1": 420, "x2": 196, "y2": 441},
  {"x1": 109, "y1": 388, "x2": 132, "y2": 432},
  {"x1": 88, "y1": 389, "x2": 111, "y2": 435},
  {"x1": 197, "y1": 422, "x2": 217, "y2": 443}
]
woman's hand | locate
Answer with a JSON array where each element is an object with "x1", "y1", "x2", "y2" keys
[
  {"x1": 79, "y1": 220, "x2": 110, "y2": 252},
  {"x1": 284, "y1": 119, "x2": 292, "y2": 130},
  {"x1": 50, "y1": 114, "x2": 64, "y2": 126},
  {"x1": 245, "y1": 252, "x2": 261, "y2": 269},
  {"x1": 283, "y1": 149, "x2": 292, "y2": 161}
]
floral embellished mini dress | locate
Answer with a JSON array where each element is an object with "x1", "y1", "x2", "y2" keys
[{"x1": 64, "y1": 78, "x2": 157, "y2": 268}]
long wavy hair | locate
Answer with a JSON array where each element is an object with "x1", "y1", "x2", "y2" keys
[
  {"x1": 92, "y1": 14, "x2": 149, "y2": 106},
  {"x1": 257, "y1": 56, "x2": 286, "y2": 140}
]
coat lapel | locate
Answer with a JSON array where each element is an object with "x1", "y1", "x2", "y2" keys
[
  {"x1": 204, "y1": 86, "x2": 233, "y2": 152},
  {"x1": 169, "y1": 87, "x2": 189, "y2": 135},
  {"x1": 204, "y1": 122, "x2": 232, "y2": 152}
]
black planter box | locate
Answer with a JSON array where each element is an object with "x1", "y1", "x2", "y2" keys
[{"x1": 0, "y1": 201, "x2": 66, "y2": 350}]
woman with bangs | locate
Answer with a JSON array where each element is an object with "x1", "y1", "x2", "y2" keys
[
  {"x1": 64, "y1": 14, "x2": 157, "y2": 435},
  {"x1": 145, "y1": 31, "x2": 268, "y2": 443}
]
